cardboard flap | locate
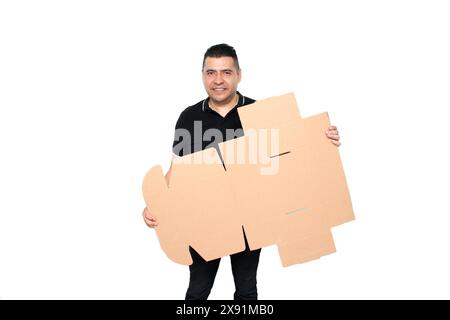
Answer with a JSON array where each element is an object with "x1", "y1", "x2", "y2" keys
[
  {"x1": 142, "y1": 165, "x2": 193, "y2": 264},
  {"x1": 142, "y1": 165, "x2": 168, "y2": 218},
  {"x1": 238, "y1": 92, "x2": 301, "y2": 133}
]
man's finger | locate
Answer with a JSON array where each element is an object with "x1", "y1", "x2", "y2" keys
[
  {"x1": 144, "y1": 216, "x2": 157, "y2": 223},
  {"x1": 143, "y1": 209, "x2": 156, "y2": 220},
  {"x1": 144, "y1": 213, "x2": 156, "y2": 221},
  {"x1": 326, "y1": 133, "x2": 340, "y2": 140},
  {"x1": 146, "y1": 222, "x2": 158, "y2": 228},
  {"x1": 144, "y1": 218, "x2": 158, "y2": 228},
  {"x1": 331, "y1": 140, "x2": 341, "y2": 147},
  {"x1": 328, "y1": 125, "x2": 337, "y2": 131}
]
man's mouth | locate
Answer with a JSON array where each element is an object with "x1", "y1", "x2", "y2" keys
[{"x1": 212, "y1": 88, "x2": 227, "y2": 92}]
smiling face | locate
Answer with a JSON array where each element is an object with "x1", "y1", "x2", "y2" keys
[{"x1": 202, "y1": 56, "x2": 241, "y2": 106}]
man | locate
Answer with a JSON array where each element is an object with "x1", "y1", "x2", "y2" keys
[{"x1": 143, "y1": 44, "x2": 341, "y2": 300}]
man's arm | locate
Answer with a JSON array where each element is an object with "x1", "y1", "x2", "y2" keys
[{"x1": 143, "y1": 164, "x2": 172, "y2": 229}]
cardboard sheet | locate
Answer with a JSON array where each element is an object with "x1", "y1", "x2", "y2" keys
[{"x1": 142, "y1": 93, "x2": 354, "y2": 267}]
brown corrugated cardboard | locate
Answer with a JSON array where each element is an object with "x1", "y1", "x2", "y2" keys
[{"x1": 142, "y1": 93, "x2": 354, "y2": 267}]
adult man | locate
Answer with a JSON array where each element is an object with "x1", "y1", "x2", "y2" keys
[{"x1": 143, "y1": 44, "x2": 341, "y2": 300}]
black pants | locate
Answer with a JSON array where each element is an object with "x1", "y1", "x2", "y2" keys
[{"x1": 185, "y1": 241, "x2": 261, "y2": 300}]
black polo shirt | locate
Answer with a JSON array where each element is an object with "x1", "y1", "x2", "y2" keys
[{"x1": 172, "y1": 92, "x2": 256, "y2": 157}]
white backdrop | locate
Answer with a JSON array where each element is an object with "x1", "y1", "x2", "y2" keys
[{"x1": 1, "y1": 0, "x2": 449, "y2": 299}]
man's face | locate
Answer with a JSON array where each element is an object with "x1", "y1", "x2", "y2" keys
[{"x1": 202, "y1": 56, "x2": 241, "y2": 105}]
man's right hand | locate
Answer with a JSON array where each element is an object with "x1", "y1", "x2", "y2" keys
[{"x1": 143, "y1": 207, "x2": 158, "y2": 228}]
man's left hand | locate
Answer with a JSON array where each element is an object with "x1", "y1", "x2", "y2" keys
[{"x1": 326, "y1": 125, "x2": 341, "y2": 147}]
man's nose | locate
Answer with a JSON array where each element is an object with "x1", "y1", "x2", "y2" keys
[{"x1": 213, "y1": 73, "x2": 224, "y2": 85}]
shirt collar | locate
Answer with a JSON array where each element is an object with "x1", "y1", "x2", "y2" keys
[{"x1": 202, "y1": 91, "x2": 245, "y2": 112}]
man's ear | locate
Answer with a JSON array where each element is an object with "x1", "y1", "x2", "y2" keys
[{"x1": 237, "y1": 69, "x2": 242, "y2": 83}]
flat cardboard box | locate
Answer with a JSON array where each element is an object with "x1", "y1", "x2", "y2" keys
[{"x1": 142, "y1": 93, "x2": 354, "y2": 266}]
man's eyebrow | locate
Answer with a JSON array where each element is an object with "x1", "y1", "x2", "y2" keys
[{"x1": 205, "y1": 68, "x2": 234, "y2": 72}]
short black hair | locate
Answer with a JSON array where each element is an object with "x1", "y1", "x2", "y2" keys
[{"x1": 202, "y1": 43, "x2": 240, "y2": 70}]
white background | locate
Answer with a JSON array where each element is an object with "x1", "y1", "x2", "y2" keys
[{"x1": 1, "y1": 0, "x2": 449, "y2": 299}]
